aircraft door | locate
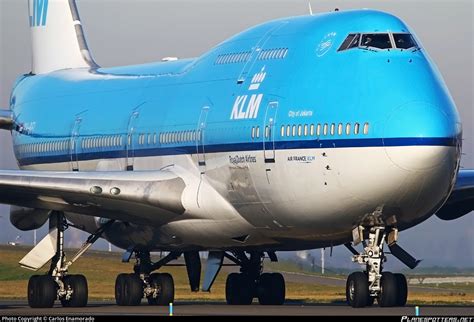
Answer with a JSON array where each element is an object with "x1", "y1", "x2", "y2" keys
[
  {"x1": 263, "y1": 101, "x2": 278, "y2": 163},
  {"x1": 70, "y1": 117, "x2": 82, "y2": 171},
  {"x1": 126, "y1": 110, "x2": 139, "y2": 171},
  {"x1": 196, "y1": 106, "x2": 210, "y2": 173},
  {"x1": 237, "y1": 21, "x2": 287, "y2": 84}
]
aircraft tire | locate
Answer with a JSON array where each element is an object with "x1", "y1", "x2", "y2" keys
[
  {"x1": 61, "y1": 274, "x2": 88, "y2": 307},
  {"x1": 28, "y1": 275, "x2": 57, "y2": 308},
  {"x1": 257, "y1": 273, "x2": 285, "y2": 305},
  {"x1": 115, "y1": 273, "x2": 143, "y2": 306},
  {"x1": 394, "y1": 273, "x2": 408, "y2": 306},
  {"x1": 125, "y1": 273, "x2": 143, "y2": 306},
  {"x1": 147, "y1": 273, "x2": 174, "y2": 305},
  {"x1": 378, "y1": 272, "x2": 397, "y2": 307},
  {"x1": 115, "y1": 273, "x2": 128, "y2": 306},
  {"x1": 226, "y1": 273, "x2": 254, "y2": 305},
  {"x1": 346, "y1": 272, "x2": 369, "y2": 308}
]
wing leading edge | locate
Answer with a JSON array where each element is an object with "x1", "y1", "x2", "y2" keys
[{"x1": 0, "y1": 168, "x2": 188, "y2": 228}]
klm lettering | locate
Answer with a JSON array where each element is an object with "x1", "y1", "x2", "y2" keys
[
  {"x1": 29, "y1": 0, "x2": 49, "y2": 27},
  {"x1": 230, "y1": 94, "x2": 263, "y2": 120}
]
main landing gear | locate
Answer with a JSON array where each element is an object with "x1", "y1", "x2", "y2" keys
[
  {"x1": 344, "y1": 210, "x2": 419, "y2": 308},
  {"x1": 115, "y1": 251, "x2": 180, "y2": 306},
  {"x1": 224, "y1": 252, "x2": 285, "y2": 305},
  {"x1": 114, "y1": 251, "x2": 286, "y2": 306},
  {"x1": 27, "y1": 212, "x2": 112, "y2": 308}
]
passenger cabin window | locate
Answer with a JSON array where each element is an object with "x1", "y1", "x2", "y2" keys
[
  {"x1": 363, "y1": 123, "x2": 370, "y2": 135},
  {"x1": 354, "y1": 123, "x2": 360, "y2": 135},
  {"x1": 346, "y1": 123, "x2": 351, "y2": 135},
  {"x1": 338, "y1": 123, "x2": 343, "y2": 135},
  {"x1": 393, "y1": 33, "x2": 418, "y2": 49}
]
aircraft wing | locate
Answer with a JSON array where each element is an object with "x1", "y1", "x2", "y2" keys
[
  {"x1": 0, "y1": 167, "x2": 191, "y2": 228},
  {"x1": 436, "y1": 169, "x2": 474, "y2": 220}
]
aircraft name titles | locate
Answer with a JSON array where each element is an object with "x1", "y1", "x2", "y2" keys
[{"x1": 229, "y1": 154, "x2": 257, "y2": 165}]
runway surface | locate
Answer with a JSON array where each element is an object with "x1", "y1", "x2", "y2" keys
[
  {"x1": 279, "y1": 271, "x2": 458, "y2": 293},
  {"x1": 1, "y1": 301, "x2": 473, "y2": 316}
]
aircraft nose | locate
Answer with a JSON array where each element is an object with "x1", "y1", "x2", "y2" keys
[{"x1": 383, "y1": 101, "x2": 459, "y2": 172}]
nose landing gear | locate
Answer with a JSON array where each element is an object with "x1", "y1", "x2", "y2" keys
[{"x1": 345, "y1": 212, "x2": 417, "y2": 308}]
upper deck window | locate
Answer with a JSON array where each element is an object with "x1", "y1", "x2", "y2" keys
[{"x1": 393, "y1": 33, "x2": 418, "y2": 49}]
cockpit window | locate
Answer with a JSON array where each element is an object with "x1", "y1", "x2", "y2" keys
[
  {"x1": 339, "y1": 33, "x2": 392, "y2": 51},
  {"x1": 338, "y1": 32, "x2": 419, "y2": 52},
  {"x1": 393, "y1": 33, "x2": 418, "y2": 49},
  {"x1": 338, "y1": 34, "x2": 360, "y2": 51},
  {"x1": 360, "y1": 34, "x2": 392, "y2": 49}
]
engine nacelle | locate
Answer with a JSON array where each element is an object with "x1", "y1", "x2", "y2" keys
[{"x1": 10, "y1": 206, "x2": 51, "y2": 231}]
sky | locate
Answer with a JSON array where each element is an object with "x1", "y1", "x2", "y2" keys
[{"x1": 0, "y1": 0, "x2": 472, "y2": 268}]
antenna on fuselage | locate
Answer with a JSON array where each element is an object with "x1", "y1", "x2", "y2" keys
[{"x1": 308, "y1": 2, "x2": 314, "y2": 16}]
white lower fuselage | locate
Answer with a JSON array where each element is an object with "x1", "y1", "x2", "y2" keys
[{"x1": 20, "y1": 143, "x2": 459, "y2": 251}]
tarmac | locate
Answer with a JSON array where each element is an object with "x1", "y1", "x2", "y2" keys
[
  {"x1": 1, "y1": 271, "x2": 472, "y2": 316},
  {"x1": 1, "y1": 300, "x2": 473, "y2": 316}
]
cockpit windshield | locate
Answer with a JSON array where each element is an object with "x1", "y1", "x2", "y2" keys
[
  {"x1": 338, "y1": 33, "x2": 418, "y2": 51},
  {"x1": 393, "y1": 33, "x2": 418, "y2": 49},
  {"x1": 360, "y1": 34, "x2": 392, "y2": 49},
  {"x1": 338, "y1": 33, "x2": 360, "y2": 50}
]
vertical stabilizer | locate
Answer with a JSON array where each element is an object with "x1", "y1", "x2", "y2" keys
[{"x1": 29, "y1": 0, "x2": 98, "y2": 74}]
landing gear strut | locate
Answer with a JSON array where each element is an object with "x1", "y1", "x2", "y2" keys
[
  {"x1": 345, "y1": 223, "x2": 410, "y2": 308},
  {"x1": 27, "y1": 212, "x2": 111, "y2": 308},
  {"x1": 115, "y1": 251, "x2": 179, "y2": 306},
  {"x1": 224, "y1": 251, "x2": 285, "y2": 305}
]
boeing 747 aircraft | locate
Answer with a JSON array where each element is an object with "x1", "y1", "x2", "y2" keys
[{"x1": 0, "y1": 0, "x2": 473, "y2": 309}]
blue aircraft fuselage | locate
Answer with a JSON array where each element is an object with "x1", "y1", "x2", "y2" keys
[
  {"x1": 7, "y1": 9, "x2": 462, "y2": 248},
  {"x1": 10, "y1": 10, "x2": 460, "y2": 165}
]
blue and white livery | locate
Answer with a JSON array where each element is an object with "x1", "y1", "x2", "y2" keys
[{"x1": 0, "y1": 0, "x2": 472, "y2": 309}]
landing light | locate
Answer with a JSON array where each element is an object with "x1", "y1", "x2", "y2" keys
[
  {"x1": 90, "y1": 186, "x2": 103, "y2": 195},
  {"x1": 110, "y1": 187, "x2": 121, "y2": 195}
]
